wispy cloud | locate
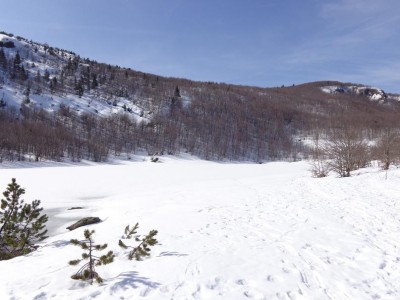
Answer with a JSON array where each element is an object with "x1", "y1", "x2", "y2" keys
[
  {"x1": 276, "y1": 0, "x2": 400, "y2": 91},
  {"x1": 321, "y1": 0, "x2": 398, "y2": 18},
  {"x1": 363, "y1": 61, "x2": 400, "y2": 92},
  {"x1": 320, "y1": 0, "x2": 400, "y2": 38}
]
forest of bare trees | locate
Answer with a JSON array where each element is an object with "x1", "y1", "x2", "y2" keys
[{"x1": 1, "y1": 31, "x2": 400, "y2": 166}]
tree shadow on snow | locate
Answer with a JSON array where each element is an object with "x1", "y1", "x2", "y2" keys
[
  {"x1": 33, "y1": 292, "x2": 47, "y2": 300},
  {"x1": 110, "y1": 271, "x2": 161, "y2": 294},
  {"x1": 47, "y1": 240, "x2": 70, "y2": 248},
  {"x1": 158, "y1": 251, "x2": 188, "y2": 257}
]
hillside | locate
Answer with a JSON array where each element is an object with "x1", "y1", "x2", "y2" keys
[{"x1": 1, "y1": 30, "x2": 400, "y2": 163}]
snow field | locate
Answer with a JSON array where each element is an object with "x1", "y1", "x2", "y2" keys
[{"x1": 0, "y1": 159, "x2": 399, "y2": 299}]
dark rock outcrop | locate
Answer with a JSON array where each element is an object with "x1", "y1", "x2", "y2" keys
[{"x1": 66, "y1": 217, "x2": 101, "y2": 231}]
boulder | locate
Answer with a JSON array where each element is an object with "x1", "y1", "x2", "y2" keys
[
  {"x1": 66, "y1": 217, "x2": 101, "y2": 231},
  {"x1": 67, "y1": 206, "x2": 84, "y2": 210}
]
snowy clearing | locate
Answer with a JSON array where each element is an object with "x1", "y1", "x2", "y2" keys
[{"x1": 0, "y1": 158, "x2": 399, "y2": 299}]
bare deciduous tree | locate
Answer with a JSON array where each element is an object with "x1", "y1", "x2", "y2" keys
[
  {"x1": 309, "y1": 132, "x2": 330, "y2": 177},
  {"x1": 325, "y1": 128, "x2": 369, "y2": 177},
  {"x1": 373, "y1": 128, "x2": 400, "y2": 170}
]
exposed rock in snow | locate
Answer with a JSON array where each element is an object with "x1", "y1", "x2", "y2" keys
[
  {"x1": 321, "y1": 85, "x2": 387, "y2": 102},
  {"x1": 66, "y1": 217, "x2": 101, "y2": 231}
]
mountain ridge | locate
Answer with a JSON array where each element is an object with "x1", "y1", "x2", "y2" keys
[{"x1": 1, "y1": 30, "x2": 399, "y2": 163}]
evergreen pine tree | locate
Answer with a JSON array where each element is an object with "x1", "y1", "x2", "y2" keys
[
  {"x1": 13, "y1": 51, "x2": 21, "y2": 68},
  {"x1": 43, "y1": 69, "x2": 50, "y2": 82},
  {"x1": 91, "y1": 73, "x2": 98, "y2": 89},
  {"x1": 19, "y1": 65, "x2": 28, "y2": 81},
  {"x1": 10, "y1": 52, "x2": 21, "y2": 79},
  {"x1": 35, "y1": 70, "x2": 41, "y2": 83},
  {"x1": 0, "y1": 179, "x2": 25, "y2": 256},
  {"x1": 0, "y1": 95, "x2": 6, "y2": 108},
  {"x1": 174, "y1": 86, "x2": 181, "y2": 98},
  {"x1": 0, "y1": 47, "x2": 7, "y2": 71},
  {"x1": 0, "y1": 178, "x2": 48, "y2": 260},
  {"x1": 69, "y1": 229, "x2": 114, "y2": 284},
  {"x1": 50, "y1": 77, "x2": 57, "y2": 94},
  {"x1": 118, "y1": 223, "x2": 158, "y2": 260},
  {"x1": 23, "y1": 85, "x2": 31, "y2": 104},
  {"x1": 74, "y1": 78, "x2": 84, "y2": 97}
]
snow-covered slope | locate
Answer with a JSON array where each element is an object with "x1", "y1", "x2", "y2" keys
[
  {"x1": 0, "y1": 84, "x2": 145, "y2": 118},
  {"x1": 0, "y1": 159, "x2": 399, "y2": 299},
  {"x1": 0, "y1": 32, "x2": 69, "y2": 74},
  {"x1": 0, "y1": 32, "x2": 149, "y2": 121},
  {"x1": 321, "y1": 85, "x2": 388, "y2": 102}
]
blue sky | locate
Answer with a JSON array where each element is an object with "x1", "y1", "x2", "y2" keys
[{"x1": 1, "y1": 0, "x2": 399, "y2": 92}]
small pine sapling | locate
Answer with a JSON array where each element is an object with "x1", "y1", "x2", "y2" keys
[
  {"x1": 118, "y1": 223, "x2": 158, "y2": 260},
  {"x1": 69, "y1": 229, "x2": 114, "y2": 284}
]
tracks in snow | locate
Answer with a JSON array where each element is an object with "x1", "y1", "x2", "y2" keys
[{"x1": 159, "y1": 172, "x2": 400, "y2": 299}]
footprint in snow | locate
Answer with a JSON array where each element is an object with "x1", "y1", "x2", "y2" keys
[
  {"x1": 192, "y1": 285, "x2": 201, "y2": 299},
  {"x1": 140, "y1": 286, "x2": 153, "y2": 297},
  {"x1": 206, "y1": 277, "x2": 222, "y2": 290},
  {"x1": 266, "y1": 274, "x2": 282, "y2": 283},
  {"x1": 236, "y1": 279, "x2": 247, "y2": 286},
  {"x1": 379, "y1": 261, "x2": 387, "y2": 269},
  {"x1": 33, "y1": 292, "x2": 47, "y2": 300}
]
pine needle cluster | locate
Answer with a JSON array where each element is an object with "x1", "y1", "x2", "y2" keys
[{"x1": 118, "y1": 223, "x2": 158, "y2": 260}]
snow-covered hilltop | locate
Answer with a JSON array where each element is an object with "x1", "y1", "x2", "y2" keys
[{"x1": 320, "y1": 85, "x2": 390, "y2": 103}]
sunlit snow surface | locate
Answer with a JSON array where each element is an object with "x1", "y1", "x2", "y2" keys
[{"x1": 0, "y1": 157, "x2": 399, "y2": 299}]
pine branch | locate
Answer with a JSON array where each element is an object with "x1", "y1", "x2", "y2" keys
[
  {"x1": 122, "y1": 223, "x2": 139, "y2": 239},
  {"x1": 118, "y1": 239, "x2": 128, "y2": 249},
  {"x1": 119, "y1": 223, "x2": 158, "y2": 261},
  {"x1": 69, "y1": 259, "x2": 81, "y2": 266}
]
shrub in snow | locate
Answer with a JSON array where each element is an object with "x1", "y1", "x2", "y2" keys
[
  {"x1": 310, "y1": 160, "x2": 330, "y2": 178},
  {"x1": 309, "y1": 134, "x2": 330, "y2": 178},
  {"x1": 118, "y1": 223, "x2": 158, "y2": 260},
  {"x1": 372, "y1": 128, "x2": 400, "y2": 170},
  {"x1": 318, "y1": 129, "x2": 369, "y2": 177},
  {"x1": 69, "y1": 229, "x2": 114, "y2": 284},
  {"x1": 150, "y1": 156, "x2": 159, "y2": 163},
  {"x1": 0, "y1": 178, "x2": 48, "y2": 260}
]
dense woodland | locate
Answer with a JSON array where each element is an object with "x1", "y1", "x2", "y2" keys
[{"x1": 1, "y1": 31, "x2": 400, "y2": 167}]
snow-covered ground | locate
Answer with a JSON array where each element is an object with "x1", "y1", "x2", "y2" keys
[{"x1": 0, "y1": 158, "x2": 399, "y2": 299}]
